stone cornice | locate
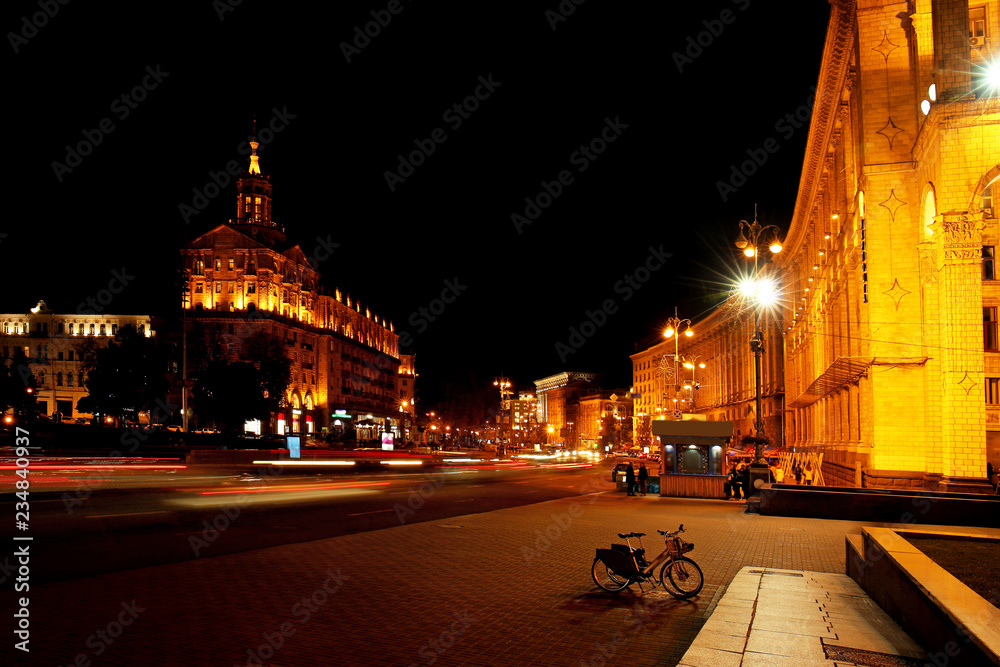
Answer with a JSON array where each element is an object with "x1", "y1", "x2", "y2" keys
[{"x1": 778, "y1": 0, "x2": 856, "y2": 266}]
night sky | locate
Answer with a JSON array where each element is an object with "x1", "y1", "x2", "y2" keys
[{"x1": 8, "y1": 1, "x2": 830, "y2": 407}]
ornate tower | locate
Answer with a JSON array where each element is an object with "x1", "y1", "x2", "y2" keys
[{"x1": 232, "y1": 123, "x2": 286, "y2": 247}]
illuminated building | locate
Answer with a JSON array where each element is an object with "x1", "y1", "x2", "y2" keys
[
  {"x1": 629, "y1": 301, "x2": 783, "y2": 453},
  {"x1": 779, "y1": 0, "x2": 1000, "y2": 490},
  {"x1": 179, "y1": 133, "x2": 401, "y2": 436},
  {"x1": 534, "y1": 371, "x2": 601, "y2": 446},
  {"x1": 1, "y1": 300, "x2": 152, "y2": 421},
  {"x1": 578, "y1": 390, "x2": 633, "y2": 451},
  {"x1": 509, "y1": 392, "x2": 539, "y2": 446}
]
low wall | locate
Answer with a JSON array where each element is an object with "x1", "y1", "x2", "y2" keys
[
  {"x1": 847, "y1": 527, "x2": 1000, "y2": 666},
  {"x1": 760, "y1": 485, "x2": 1000, "y2": 527}
]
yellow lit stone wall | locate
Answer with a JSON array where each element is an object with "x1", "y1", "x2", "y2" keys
[{"x1": 777, "y1": 0, "x2": 999, "y2": 489}]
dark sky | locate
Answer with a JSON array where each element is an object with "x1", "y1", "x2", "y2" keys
[{"x1": 8, "y1": 1, "x2": 830, "y2": 406}]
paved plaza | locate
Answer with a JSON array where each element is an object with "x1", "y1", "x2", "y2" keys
[{"x1": 9, "y1": 487, "x2": 926, "y2": 667}]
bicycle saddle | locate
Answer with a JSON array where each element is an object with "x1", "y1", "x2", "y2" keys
[{"x1": 617, "y1": 532, "x2": 646, "y2": 539}]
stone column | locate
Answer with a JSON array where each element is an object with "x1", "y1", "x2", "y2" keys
[{"x1": 932, "y1": 213, "x2": 986, "y2": 483}]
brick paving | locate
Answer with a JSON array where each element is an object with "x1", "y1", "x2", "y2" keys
[{"x1": 9, "y1": 492, "x2": 879, "y2": 667}]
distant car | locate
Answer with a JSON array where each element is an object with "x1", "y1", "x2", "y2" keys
[
  {"x1": 165, "y1": 425, "x2": 183, "y2": 432},
  {"x1": 609, "y1": 462, "x2": 631, "y2": 483}
]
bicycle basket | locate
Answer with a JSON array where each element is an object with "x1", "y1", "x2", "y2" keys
[{"x1": 666, "y1": 537, "x2": 695, "y2": 556}]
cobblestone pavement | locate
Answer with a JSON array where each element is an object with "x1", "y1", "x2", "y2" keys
[{"x1": 10, "y1": 491, "x2": 881, "y2": 667}]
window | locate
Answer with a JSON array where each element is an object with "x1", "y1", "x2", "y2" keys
[
  {"x1": 984, "y1": 247, "x2": 995, "y2": 280},
  {"x1": 228, "y1": 282, "x2": 235, "y2": 293},
  {"x1": 985, "y1": 307, "x2": 999, "y2": 351},
  {"x1": 988, "y1": 378, "x2": 1000, "y2": 405},
  {"x1": 68, "y1": 350, "x2": 74, "y2": 361},
  {"x1": 228, "y1": 258, "x2": 234, "y2": 270},
  {"x1": 970, "y1": 6, "x2": 986, "y2": 44},
  {"x1": 194, "y1": 260, "x2": 204, "y2": 275},
  {"x1": 56, "y1": 372, "x2": 63, "y2": 387},
  {"x1": 195, "y1": 283, "x2": 203, "y2": 294},
  {"x1": 89, "y1": 324, "x2": 95, "y2": 335},
  {"x1": 57, "y1": 323, "x2": 64, "y2": 334},
  {"x1": 99, "y1": 324, "x2": 106, "y2": 336},
  {"x1": 247, "y1": 284, "x2": 256, "y2": 294},
  {"x1": 67, "y1": 373, "x2": 73, "y2": 387},
  {"x1": 215, "y1": 259, "x2": 222, "y2": 271},
  {"x1": 216, "y1": 282, "x2": 222, "y2": 294}
]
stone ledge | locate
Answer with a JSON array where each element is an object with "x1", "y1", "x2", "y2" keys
[{"x1": 847, "y1": 526, "x2": 1000, "y2": 666}]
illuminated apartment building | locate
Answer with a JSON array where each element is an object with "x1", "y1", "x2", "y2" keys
[
  {"x1": 179, "y1": 134, "x2": 402, "y2": 436},
  {"x1": 0, "y1": 300, "x2": 152, "y2": 420}
]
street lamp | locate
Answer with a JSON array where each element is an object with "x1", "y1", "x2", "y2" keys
[
  {"x1": 493, "y1": 376, "x2": 512, "y2": 451},
  {"x1": 734, "y1": 208, "x2": 783, "y2": 467},
  {"x1": 663, "y1": 307, "x2": 693, "y2": 409}
]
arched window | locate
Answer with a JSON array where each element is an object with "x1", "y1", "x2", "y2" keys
[
  {"x1": 982, "y1": 176, "x2": 997, "y2": 215},
  {"x1": 56, "y1": 372, "x2": 63, "y2": 387},
  {"x1": 67, "y1": 373, "x2": 73, "y2": 387}
]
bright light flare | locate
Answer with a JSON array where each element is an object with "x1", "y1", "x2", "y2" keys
[{"x1": 738, "y1": 277, "x2": 779, "y2": 307}]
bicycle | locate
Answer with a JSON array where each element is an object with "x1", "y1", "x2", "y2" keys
[{"x1": 591, "y1": 524, "x2": 704, "y2": 598}]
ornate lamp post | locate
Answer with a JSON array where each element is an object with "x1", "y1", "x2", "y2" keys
[
  {"x1": 663, "y1": 308, "x2": 693, "y2": 412},
  {"x1": 734, "y1": 209, "x2": 783, "y2": 468}
]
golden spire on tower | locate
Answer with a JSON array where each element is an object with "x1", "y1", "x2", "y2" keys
[{"x1": 248, "y1": 116, "x2": 261, "y2": 176}]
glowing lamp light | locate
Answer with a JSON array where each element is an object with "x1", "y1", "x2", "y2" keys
[
  {"x1": 664, "y1": 327, "x2": 674, "y2": 338},
  {"x1": 988, "y1": 59, "x2": 1000, "y2": 90},
  {"x1": 768, "y1": 241, "x2": 783, "y2": 254},
  {"x1": 928, "y1": 83, "x2": 937, "y2": 101},
  {"x1": 743, "y1": 247, "x2": 756, "y2": 258},
  {"x1": 920, "y1": 99, "x2": 931, "y2": 115},
  {"x1": 684, "y1": 328, "x2": 693, "y2": 337}
]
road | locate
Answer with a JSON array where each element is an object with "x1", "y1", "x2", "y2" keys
[{"x1": 2, "y1": 460, "x2": 612, "y2": 586}]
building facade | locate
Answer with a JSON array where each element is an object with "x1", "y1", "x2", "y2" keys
[
  {"x1": 578, "y1": 390, "x2": 633, "y2": 451},
  {"x1": 534, "y1": 371, "x2": 601, "y2": 446},
  {"x1": 1, "y1": 300, "x2": 153, "y2": 420},
  {"x1": 630, "y1": 302, "x2": 784, "y2": 453},
  {"x1": 778, "y1": 0, "x2": 999, "y2": 490},
  {"x1": 509, "y1": 391, "x2": 539, "y2": 447},
  {"x1": 179, "y1": 134, "x2": 403, "y2": 437}
]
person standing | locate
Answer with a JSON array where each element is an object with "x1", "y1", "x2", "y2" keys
[
  {"x1": 638, "y1": 462, "x2": 649, "y2": 496},
  {"x1": 728, "y1": 465, "x2": 742, "y2": 500},
  {"x1": 625, "y1": 462, "x2": 637, "y2": 496}
]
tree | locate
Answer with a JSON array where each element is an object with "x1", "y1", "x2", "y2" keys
[
  {"x1": 192, "y1": 359, "x2": 269, "y2": 434},
  {"x1": 242, "y1": 330, "x2": 292, "y2": 425},
  {"x1": 188, "y1": 329, "x2": 291, "y2": 434},
  {"x1": 76, "y1": 325, "x2": 168, "y2": 424},
  {"x1": 0, "y1": 348, "x2": 37, "y2": 420}
]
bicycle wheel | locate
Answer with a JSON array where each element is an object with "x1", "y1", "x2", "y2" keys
[
  {"x1": 660, "y1": 556, "x2": 704, "y2": 599},
  {"x1": 592, "y1": 557, "x2": 631, "y2": 592}
]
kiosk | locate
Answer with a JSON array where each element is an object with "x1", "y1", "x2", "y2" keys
[{"x1": 651, "y1": 420, "x2": 734, "y2": 498}]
